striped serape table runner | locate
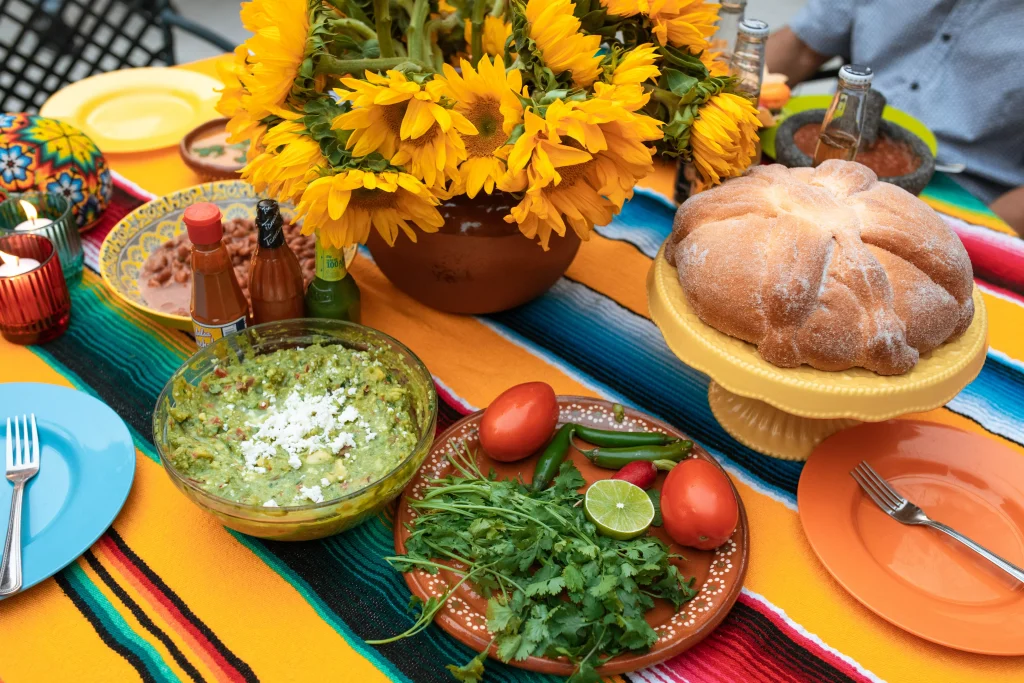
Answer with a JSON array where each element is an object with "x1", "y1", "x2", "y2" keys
[{"x1": 1, "y1": 58, "x2": 1022, "y2": 683}]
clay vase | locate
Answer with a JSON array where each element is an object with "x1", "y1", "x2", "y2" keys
[{"x1": 366, "y1": 193, "x2": 581, "y2": 314}]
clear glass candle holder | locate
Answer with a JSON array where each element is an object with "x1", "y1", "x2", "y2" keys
[
  {"x1": 0, "y1": 192, "x2": 83, "y2": 282},
  {"x1": 0, "y1": 233, "x2": 71, "y2": 345}
]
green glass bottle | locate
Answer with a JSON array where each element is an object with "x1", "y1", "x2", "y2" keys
[{"x1": 304, "y1": 237, "x2": 361, "y2": 322}]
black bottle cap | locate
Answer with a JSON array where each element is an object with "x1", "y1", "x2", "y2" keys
[{"x1": 256, "y1": 199, "x2": 285, "y2": 249}]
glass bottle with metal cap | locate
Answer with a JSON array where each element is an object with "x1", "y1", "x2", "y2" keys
[
  {"x1": 729, "y1": 18, "x2": 769, "y2": 103},
  {"x1": 813, "y1": 65, "x2": 874, "y2": 166},
  {"x1": 304, "y1": 236, "x2": 361, "y2": 323},
  {"x1": 712, "y1": 0, "x2": 747, "y2": 64}
]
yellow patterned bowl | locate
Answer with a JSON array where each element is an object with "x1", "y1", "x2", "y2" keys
[{"x1": 99, "y1": 180, "x2": 355, "y2": 330}]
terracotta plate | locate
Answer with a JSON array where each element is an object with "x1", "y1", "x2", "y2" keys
[
  {"x1": 394, "y1": 397, "x2": 749, "y2": 676},
  {"x1": 799, "y1": 420, "x2": 1024, "y2": 655}
]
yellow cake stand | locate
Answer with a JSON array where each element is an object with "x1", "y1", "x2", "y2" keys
[{"x1": 647, "y1": 247, "x2": 989, "y2": 460}]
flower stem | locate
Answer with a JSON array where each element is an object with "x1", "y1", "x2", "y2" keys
[
  {"x1": 372, "y1": 0, "x2": 395, "y2": 58},
  {"x1": 470, "y1": 0, "x2": 487, "y2": 68},
  {"x1": 490, "y1": 0, "x2": 505, "y2": 17},
  {"x1": 406, "y1": 0, "x2": 432, "y2": 66},
  {"x1": 316, "y1": 56, "x2": 424, "y2": 75},
  {"x1": 329, "y1": 18, "x2": 377, "y2": 41}
]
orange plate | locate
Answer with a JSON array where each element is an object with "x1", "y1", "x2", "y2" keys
[
  {"x1": 799, "y1": 420, "x2": 1024, "y2": 655},
  {"x1": 394, "y1": 396, "x2": 749, "y2": 676}
]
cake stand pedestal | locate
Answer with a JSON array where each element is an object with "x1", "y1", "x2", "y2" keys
[{"x1": 647, "y1": 247, "x2": 988, "y2": 461}]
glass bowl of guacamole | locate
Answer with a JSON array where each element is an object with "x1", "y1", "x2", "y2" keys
[{"x1": 153, "y1": 319, "x2": 437, "y2": 541}]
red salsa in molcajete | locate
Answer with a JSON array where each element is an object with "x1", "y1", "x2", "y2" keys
[{"x1": 794, "y1": 123, "x2": 921, "y2": 177}]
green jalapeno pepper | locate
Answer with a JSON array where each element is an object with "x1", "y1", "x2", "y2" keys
[
  {"x1": 530, "y1": 424, "x2": 575, "y2": 491},
  {"x1": 582, "y1": 440, "x2": 693, "y2": 469},
  {"x1": 571, "y1": 424, "x2": 680, "y2": 448}
]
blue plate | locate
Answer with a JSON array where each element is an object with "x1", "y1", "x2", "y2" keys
[{"x1": 0, "y1": 383, "x2": 135, "y2": 598}]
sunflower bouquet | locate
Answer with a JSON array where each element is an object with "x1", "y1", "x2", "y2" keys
[{"x1": 219, "y1": 0, "x2": 760, "y2": 251}]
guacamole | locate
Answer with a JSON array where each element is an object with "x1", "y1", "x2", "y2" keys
[{"x1": 165, "y1": 344, "x2": 419, "y2": 507}]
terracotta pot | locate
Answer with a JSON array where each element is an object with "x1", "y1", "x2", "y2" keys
[{"x1": 366, "y1": 193, "x2": 580, "y2": 314}]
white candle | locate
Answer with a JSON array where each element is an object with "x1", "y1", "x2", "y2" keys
[
  {"x1": 0, "y1": 250, "x2": 40, "y2": 277},
  {"x1": 13, "y1": 200, "x2": 52, "y2": 232},
  {"x1": 13, "y1": 217, "x2": 52, "y2": 231}
]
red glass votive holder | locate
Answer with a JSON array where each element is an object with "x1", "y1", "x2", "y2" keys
[{"x1": 0, "y1": 233, "x2": 71, "y2": 345}]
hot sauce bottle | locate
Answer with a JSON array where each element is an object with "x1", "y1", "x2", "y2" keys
[
  {"x1": 183, "y1": 203, "x2": 248, "y2": 347},
  {"x1": 249, "y1": 199, "x2": 305, "y2": 324}
]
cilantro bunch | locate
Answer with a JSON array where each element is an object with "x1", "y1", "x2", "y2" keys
[{"x1": 373, "y1": 447, "x2": 696, "y2": 682}]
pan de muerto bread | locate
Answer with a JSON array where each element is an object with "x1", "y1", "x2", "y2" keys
[{"x1": 665, "y1": 161, "x2": 974, "y2": 375}]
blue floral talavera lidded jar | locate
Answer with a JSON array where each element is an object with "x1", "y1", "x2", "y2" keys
[{"x1": 0, "y1": 113, "x2": 112, "y2": 230}]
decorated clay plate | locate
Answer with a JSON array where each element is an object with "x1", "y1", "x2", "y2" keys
[
  {"x1": 98, "y1": 180, "x2": 355, "y2": 330},
  {"x1": 394, "y1": 396, "x2": 749, "y2": 676}
]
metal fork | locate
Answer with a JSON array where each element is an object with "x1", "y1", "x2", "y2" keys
[
  {"x1": 0, "y1": 415, "x2": 40, "y2": 596},
  {"x1": 852, "y1": 461, "x2": 1024, "y2": 583}
]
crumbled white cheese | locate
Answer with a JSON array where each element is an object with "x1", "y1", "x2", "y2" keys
[
  {"x1": 238, "y1": 390, "x2": 359, "y2": 472},
  {"x1": 263, "y1": 499, "x2": 278, "y2": 508},
  {"x1": 298, "y1": 485, "x2": 324, "y2": 504},
  {"x1": 347, "y1": 387, "x2": 357, "y2": 396},
  {"x1": 320, "y1": 477, "x2": 331, "y2": 487},
  {"x1": 365, "y1": 431, "x2": 377, "y2": 443}
]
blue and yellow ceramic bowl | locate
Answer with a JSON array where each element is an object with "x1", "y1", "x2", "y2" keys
[{"x1": 98, "y1": 180, "x2": 355, "y2": 330}]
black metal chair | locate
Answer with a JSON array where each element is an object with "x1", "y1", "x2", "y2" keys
[{"x1": 0, "y1": 0, "x2": 236, "y2": 113}]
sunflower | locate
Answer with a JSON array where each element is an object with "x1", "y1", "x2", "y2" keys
[
  {"x1": 503, "y1": 99, "x2": 662, "y2": 247},
  {"x1": 439, "y1": 56, "x2": 524, "y2": 197},
  {"x1": 700, "y1": 47, "x2": 730, "y2": 77},
  {"x1": 333, "y1": 71, "x2": 476, "y2": 188},
  {"x1": 610, "y1": 44, "x2": 661, "y2": 85},
  {"x1": 238, "y1": 0, "x2": 309, "y2": 117},
  {"x1": 646, "y1": 0, "x2": 719, "y2": 51},
  {"x1": 296, "y1": 170, "x2": 444, "y2": 248},
  {"x1": 216, "y1": 46, "x2": 264, "y2": 144},
  {"x1": 525, "y1": 0, "x2": 603, "y2": 87},
  {"x1": 243, "y1": 118, "x2": 326, "y2": 204},
  {"x1": 464, "y1": 15, "x2": 513, "y2": 58},
  {"x1": 690, "y1": 91, "x2": 761, "y2": 190},
  {"x1": 599, "y1": 0, "x2": 719, "y2": 52}
]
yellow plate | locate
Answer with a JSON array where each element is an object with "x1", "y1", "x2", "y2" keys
[
  {"x1": 760, "y1": 94, "x2": 939, "y2": 160},
  {"x1": 40, "y1": 68, "x2": 222, "y2": 153},
  {"x1": 648, "y1": 246, "x2": 987, "y2": 459},
  {"x1": 99, "y1": 180, "x2": 357, "y2": 331}
]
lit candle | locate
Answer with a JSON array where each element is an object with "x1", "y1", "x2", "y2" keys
[
  {"x1": 13, "y1": 200, "x2": 53, "y2": 231},
  {"x1": 0, "y1": 249, "x2": 40, "y2": 276}
]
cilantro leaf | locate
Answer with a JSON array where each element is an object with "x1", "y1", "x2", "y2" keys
[{"x1": 446, "y1": 651, "x2": 487, "y2": 683}]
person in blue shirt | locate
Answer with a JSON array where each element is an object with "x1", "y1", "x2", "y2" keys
[{"x1": 766, "y1": 0, "x2": 1024, "y2": 235}]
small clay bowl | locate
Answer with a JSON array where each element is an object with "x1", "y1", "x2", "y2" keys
[
  {"x1": 775, "y1": 110, "x2": 935, "y2": 195},
  {"x1": 180, "y1": 118, "x2": 247, "y2": 182}
]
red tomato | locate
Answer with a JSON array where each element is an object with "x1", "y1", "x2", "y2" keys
[
  {"x1": 660, "y1": 458, "x2": 739, "y2": 550},
  {"x1": 479, "y1": 382, "x2": 559, "y2": 462}
]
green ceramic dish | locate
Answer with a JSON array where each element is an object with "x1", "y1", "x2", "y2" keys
[{"x1": 761, "y1": 94, "x2": 938, "y2": 159}]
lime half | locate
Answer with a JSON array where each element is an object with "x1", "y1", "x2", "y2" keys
[{"x1": 584, "y1": 479, "x2": 655, "y2": 540}]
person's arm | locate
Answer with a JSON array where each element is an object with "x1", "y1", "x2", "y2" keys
[
  {"x1": 765, "y1": 27, "x2": 831, "y2": 86},
  {"x1": 768, "y1": 0, "x2": 855, "y2": 87},
  {"x1": 990, "y1": 186, "x2": 1024, "y2": 237}
]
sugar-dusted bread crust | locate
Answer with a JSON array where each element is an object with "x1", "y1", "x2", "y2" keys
[{"x1": 665, "y1": 161, "x2": 974, "y2": 375}]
